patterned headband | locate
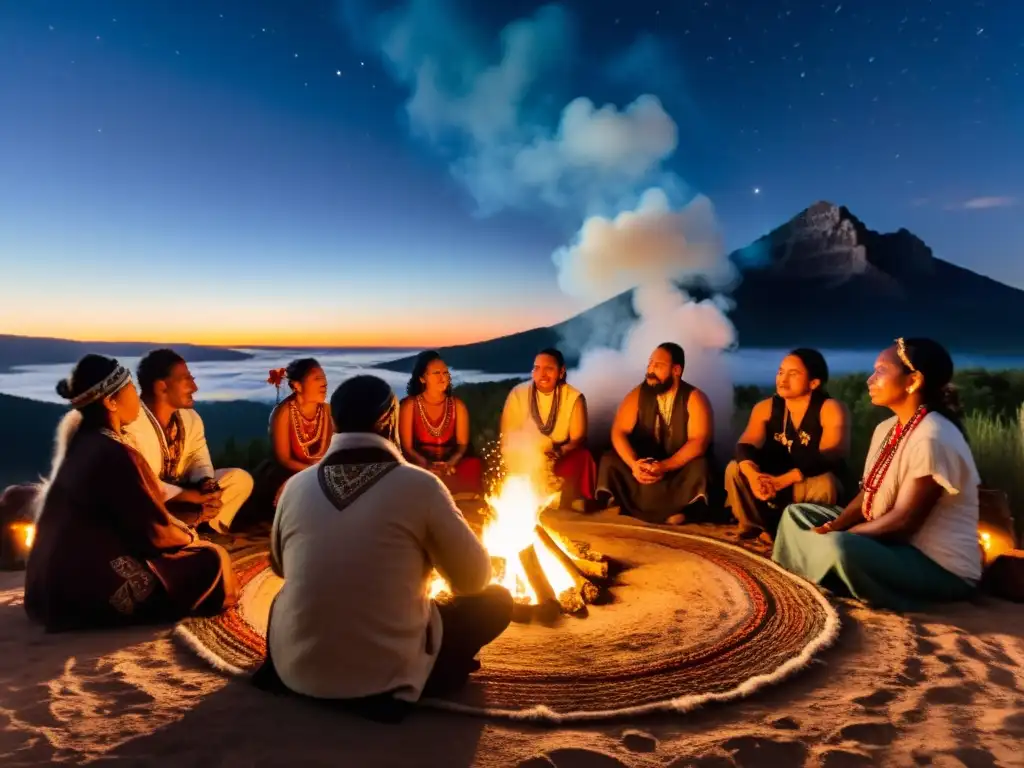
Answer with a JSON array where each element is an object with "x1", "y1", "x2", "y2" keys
[
  {"x1": 69, "y1": 365, "x2": 132, "y2": 409},
  {"x1": 895, "y1": 338, "x2": 917, "y2": 372}
]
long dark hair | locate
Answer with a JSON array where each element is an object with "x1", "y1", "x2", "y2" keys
[
  {"x1": 55, "y1": 354, "x2": 120, "y2": 431},
  {"x1": 406, "y1": 350, "x2": 451, "y2": 397},
  {"x1": 897, "y1": 337, "x2": 966, "y2": 437}
]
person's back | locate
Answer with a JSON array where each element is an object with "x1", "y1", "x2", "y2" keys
[{"x1": 268, "y1": 434, "x2": 492, "y2": 703}]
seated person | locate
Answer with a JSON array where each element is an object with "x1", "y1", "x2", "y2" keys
[
  {"x1": 123, "y1": 349, "x2": 253, "y2": 533},
  {"x1": 254, "y1": 375, "x2": 512, "y2": 722},
  {"x1": 597, "y1": 342, "x2": 713, "y2": 524},
  {"x1": 399, "y1": 350, "x2": 483, "y2": 499},
  {"x1": 25, "y1": 354, "x2": 237, "y2": 632},
  {"x1": 773, "y1": 338, "x2": 981, "y2": 613},
  {"x1": 241, "y1": 359, "x2": 333, "y2": 524},
  {"x1": 499, "y1": 348, "x2": 596, "y2": 509},
  {"x1": 726, "y1": 348, "x2": 850, "y2": 540}
]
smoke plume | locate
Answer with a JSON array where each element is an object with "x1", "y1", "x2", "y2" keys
[
  {"x1": 557, "y1": 192, "x2": 738, "y2": 448},
  {"x1": 341, "y1": 0, "x2": 739, "y2": 448}
]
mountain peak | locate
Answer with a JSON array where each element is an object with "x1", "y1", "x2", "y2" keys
[{"x1": 735, "y1": 200, "x2": 934, "y2": 283}]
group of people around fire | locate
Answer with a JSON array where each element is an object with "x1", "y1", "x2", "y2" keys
[{"x1": 10, "y1": 334, "x2": 984, "y2": 721}]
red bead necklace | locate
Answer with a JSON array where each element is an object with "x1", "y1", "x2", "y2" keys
[{"x1": 861, "y1": 406, "x2": 928, "y2": 520}]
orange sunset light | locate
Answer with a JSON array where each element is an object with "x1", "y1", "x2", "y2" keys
[{"x1": 4, "y1": 313, "x2": 556, "y2": 350}]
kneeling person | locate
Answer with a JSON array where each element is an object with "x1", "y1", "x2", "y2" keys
[
  {"x1": 597, "y1": 343, "x2": 713, "y2": 524},
  {"x1": 726, "y1": 348, "x2": 849, "y2": 540}
]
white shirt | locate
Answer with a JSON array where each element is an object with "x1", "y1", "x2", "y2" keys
[
  {"x1": 862, "y1": 413, "x2": 982, "y2": 583},
  {"x1": 268, "y1": 433, "x2": 491, "y2": 702},
  {"x1": 122, "y1": 404, "x2": 215, "y2": 500}
]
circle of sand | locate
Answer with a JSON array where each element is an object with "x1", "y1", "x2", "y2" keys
[{"x1": 175, "y1": 521, "x2": 840, "y2": 723}]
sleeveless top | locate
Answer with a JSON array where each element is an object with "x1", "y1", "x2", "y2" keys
[
  {"x1": 632, "y1": 381, "x2": 695, "y2": 460},
  {"x1": 411, "y1": 396, "x2": 458, "y2": 462},
  {"x1": 757, "y1": 391, "x2": 836, "y2": 478},
  {"x1": 284, "y1": 399, "x2": 330, "y2": 464},
  {"x1": 503, "y1": 381, "x2": 582, "y2": 447}
]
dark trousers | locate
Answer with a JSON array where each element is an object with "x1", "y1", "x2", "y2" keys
[
  {"x1": 253, "y1": 584, "x2": 513, "y2": 723},
  {"x1": 422, "y1": 584, "x2": 514, "y2": 697}
]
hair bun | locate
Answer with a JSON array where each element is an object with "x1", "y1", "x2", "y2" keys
[{"x1": 55, "y1": 379, "x2": 73, "y2": 400}]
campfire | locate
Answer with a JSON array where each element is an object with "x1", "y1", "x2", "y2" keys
[{"x1": 430, "y1": 474, "x2": 610, "y2": 622}]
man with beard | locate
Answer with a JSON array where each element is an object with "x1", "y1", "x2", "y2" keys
[
  {"x1": 596, "y1": 342, "x2": 714, "y2": 524},
  {"x1": 725, "y1": 348, "x2": 850, "y2": 541},
  {"x1": 499, "y1": 348, "x2": 597, "y2": 510},
  {"x1": 123, "y1": 348, "x2": 253, "y2": 533}
]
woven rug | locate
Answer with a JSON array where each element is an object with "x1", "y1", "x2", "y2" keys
[{"x1": 175, "y1": 520, "x2": 839, "y2": 722}]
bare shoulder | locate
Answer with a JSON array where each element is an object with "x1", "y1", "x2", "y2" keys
[
  {"x1": 749, "y1": 397, "x2": 774, "y2": 421},
  {"x1": 687, "y1": 386, "x2": 713, "y2": 412},
  {"x1": 820, "y1": 397, "x2": 849, "y2": 423},
  {"x1": 399, "y1": 396, "x2": 415, "y2": 412},
  {"x1": 621, "y1": 385, "x2": 641, "y2": 408},
  {"x1": 270, "y1": 401, "x2": 290, "y2": 425}
]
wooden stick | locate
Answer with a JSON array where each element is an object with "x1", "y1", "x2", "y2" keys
[
  {"x1": 570, "y1": 555, "x2": 608, "y2": 580},
  {"x1": 539, "y1": 524, "x2": 609, "y2": 579},
  {"x1": 489, "y1": 555, "x2": 507, "y2": 584},
  {"x1": 534, "y1": 526, "x2": 598, "y2": 606},
  {"x1": 519, "y1": 545, "x2": 560, "y2": 621}
]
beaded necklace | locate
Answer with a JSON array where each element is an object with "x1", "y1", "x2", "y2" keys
[
  {"x1": 415, "y1": 395, "x2": 453, "y2": 438},
  {"x1": 288, "y1": 400, "x2": 327, "y2": 461},
  {"x1": 860, "y1": 406, "x2": 928, "y2": 520},
  {"x1": 529, "y1": 383, "x2": 561, "y2": 437}
]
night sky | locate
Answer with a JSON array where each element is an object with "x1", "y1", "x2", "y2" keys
[{"x1": 1, "y1": 0, "x2": 1020, "y2": 347}]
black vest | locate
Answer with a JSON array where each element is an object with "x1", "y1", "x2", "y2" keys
[
  {"x1": 758, "y1": 391, "x2": 835, "y2": 478},
  {"x1": 631, "y1": 381, "x2": 694, "y2": 460}
]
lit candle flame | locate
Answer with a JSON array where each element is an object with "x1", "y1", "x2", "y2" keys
[{"x1": 8, "y1": 522, "x2": 35, "y2": 551}]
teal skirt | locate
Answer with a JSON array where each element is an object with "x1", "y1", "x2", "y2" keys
[{"x1": 772, "y1": 503, "x2": 974, "y2": 612}]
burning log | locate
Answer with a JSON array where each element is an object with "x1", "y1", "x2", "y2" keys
[
  {"x1": 541, "y1": 526, "x2": 610, "y2": 579},
  {"x1": 570, "y1": 556, "x2": 608, "y2": 581},
  {"x1": 535, "y1": 526, "x2": 599, "y2": 606},
  {"x1": 518, "y1": 545, "x2": 561, "y2": 622}
]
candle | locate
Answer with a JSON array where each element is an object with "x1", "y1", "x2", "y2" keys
[{"x1": 0, "y1": 521, "x2": 35, "y2": 570}]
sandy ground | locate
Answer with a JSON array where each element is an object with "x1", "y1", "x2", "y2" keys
[{"x1": 1, "y1": 516, "x2": 1022, "y2": 767}]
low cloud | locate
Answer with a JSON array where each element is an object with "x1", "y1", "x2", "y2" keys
[{"x1": 947, "y1": 196, "x2": 1018, "y2": 210}]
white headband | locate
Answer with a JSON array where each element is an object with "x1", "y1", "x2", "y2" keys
[{"x1": 69, "y1": 365, "x2": 132, "y2": 409}]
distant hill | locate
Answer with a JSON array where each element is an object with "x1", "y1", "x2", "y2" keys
[
  {"x1": 379, "y1": 202, "x2": 1024, "y2": 374},
  {"x1": 0, "y1": 335, "x2": 252, "y2": 373},
  {"x1": 0, "y1": 393, "x2": 271, "y2": 487}
]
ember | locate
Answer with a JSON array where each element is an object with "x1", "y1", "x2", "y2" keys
[{"x1": 430, "y1": 473, "x2": 609, "y2": 622}]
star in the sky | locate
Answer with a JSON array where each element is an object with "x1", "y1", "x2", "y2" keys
[{"x1": 753, "y1": 187, "x2": 761, "y2": 195}]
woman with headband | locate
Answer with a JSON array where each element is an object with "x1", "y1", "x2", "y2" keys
[
  {"x1": 24, "y1": 354, "x2": 237, "y2": 632},
  {"x1": 772, "y1": 338, "x2": 982, "y2": 612}
]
